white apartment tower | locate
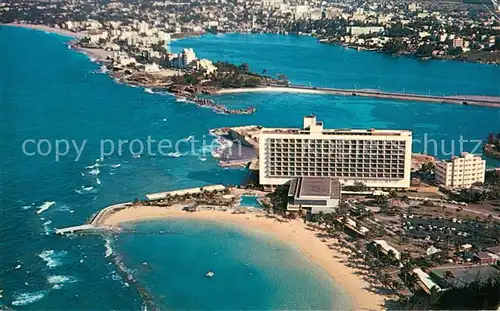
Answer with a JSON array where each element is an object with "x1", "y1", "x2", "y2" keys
[
  {"x1": 181, "y1": 48, "x2": 197, "y2": 67},
  {"x1": 258, "y1": 116, "x2": 412, "y2": 189},
  {"x1": 435, "y1": 152, "x2": 486, "y2": 188}
]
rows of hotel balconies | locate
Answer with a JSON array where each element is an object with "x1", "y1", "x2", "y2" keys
[
  {"x1": 267, "y1": 138, "x2": 406, "y2": 150},
  {"x1": 266, "y1": 167, "x2": 405, "y2": 179},
  {"x1": 266, "y1": 160, "x2": 405, "y2": 178},
  {"x1": 267, "y1": 152, "x2": 406, "y2": 161}
]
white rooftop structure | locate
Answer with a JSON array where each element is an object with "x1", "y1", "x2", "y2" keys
[
  {"x1": 373, "y1": 239, "x2": 401, "y2": 260},
  {"x1": 146, "y1": 185, "x2": 226, "y2": 200}
]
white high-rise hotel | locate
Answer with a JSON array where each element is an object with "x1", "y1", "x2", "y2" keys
[{"x1": 259, "y1": 116, "x2": 413, "y2": 189}]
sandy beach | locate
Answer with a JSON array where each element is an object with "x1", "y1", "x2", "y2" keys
[
  {"x1": 99, "y1": 205, "x2": 388, "y2": 310},
  {"x1": 3, "y1": 23, "x2": 112, "y2": 62}
]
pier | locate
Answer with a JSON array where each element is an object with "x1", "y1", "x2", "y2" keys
[
  {"x1": 55, "y1": 224, "x2": 97, "y2": 235},
  {"x1": 220, "y1": 85, "x2": 500, "y2": 108}
]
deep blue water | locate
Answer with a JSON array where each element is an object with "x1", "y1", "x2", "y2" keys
[
  {"x1": 171, "y1": 33, "x2": 500, "y2": 96},
  {"x1": 0, "y1": 26, "x2": 499, "y2": 309}
]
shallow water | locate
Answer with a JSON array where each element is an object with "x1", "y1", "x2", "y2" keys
[{"x1": 114, "y1": 219, "x2": 350, "y2": 310}]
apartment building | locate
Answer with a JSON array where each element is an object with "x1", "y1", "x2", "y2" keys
[
  {"x1": 258, "y1": 115, "x2": 412, "y2": 189},
  {"x1": 435, "y1": 152, "x2": 486, "y2": 188}
]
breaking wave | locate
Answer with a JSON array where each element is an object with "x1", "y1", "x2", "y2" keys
[
  {"x1": 47, "y1": 275, "x2": 77, "y2": 289},
  {"x1": 11, "y1": 291, "x2": 47, "y2": 306},
  {"x1": 22, "y1": 203, "x2": 35, "y2": 210},
  {"x1": 75, "y1": 186, "x2": 96, "y2": 195},
  {"x1": 42, "y1": 220, "x2": 52, "y2": 236},
  {"x1": 36, "y1": 201, "x2": 56, "y2": 214},
  {"x1": 167, "y1": 152, "x2": 183, "y2": 158},
  {"x1": 88, "y1": 167, "x2": 100, "y2": 176},
  {"x1": 38, "y1": 250, "x2": 67, "y2": 268},
  {"x1": 104, "y1": 237, "x2": 113, "y2": 258}
]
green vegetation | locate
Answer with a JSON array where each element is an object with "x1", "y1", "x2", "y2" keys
[
  {"x1": 382, "y1": 39, "x2": 409, "y2": 55},
  {"x1": 420, "y1": 161, "x2": 435, "y2": 174},
  {"x1": 265, "y1": 185, "x2": 289, "y2": 215},
  {"x1": 486, "y1": 133, "x2": 500, "y2": 152},
  {"x1": 453, "y1": 170, "x2": 500, "y2": 204},
  {"x1": 170, "y1": 61, "x2": 276, "y2": 88},
  {"x1": 343, "y1": 181, "x2": 368, "y2": 192},
  {"x1": 414, "y1": 44, "x2": 435, "y2": 58}
]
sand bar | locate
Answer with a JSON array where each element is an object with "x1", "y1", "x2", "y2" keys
[{"x1": 99, "y1": 204, "x2": 388, "y2": 310}]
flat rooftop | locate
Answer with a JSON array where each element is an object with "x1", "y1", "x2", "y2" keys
[
  {"x1": 262, "y1": 115, "x2": 411, "y2": 137},
  {"x1": 261, "y1": 128, "x2": 411, "y2": 137},
  {"x1": 300, "y1": 177, "x2": 331, "y2": 197},
  {"x1": 289, "y1": 177, "x2": 341, "y2": 199}
]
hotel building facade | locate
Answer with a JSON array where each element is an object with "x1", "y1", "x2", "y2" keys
[
  {"x1": 435, "y1": 152, "x2": 486, "y2": 188},
  {"x1": 258, "y1": 116, "x2": 412, "y2": 189}
]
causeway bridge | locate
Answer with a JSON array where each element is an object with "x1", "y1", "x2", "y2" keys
[{"x1": 248, "y1": 84, "x2": 500, "y2": 108}]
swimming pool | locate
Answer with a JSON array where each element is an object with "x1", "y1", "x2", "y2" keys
[{"x1": 239, "y1": 195, "x2": 263, "y2": 208}]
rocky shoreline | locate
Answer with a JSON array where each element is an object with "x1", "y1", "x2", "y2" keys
[
  {"x1": 484, "y1": 144, "x2": 500, "y2": 160},
  {"x1": 78, "y1": 52, "x2": 260, "y2": 115}
]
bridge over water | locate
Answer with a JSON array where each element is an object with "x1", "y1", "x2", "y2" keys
[{"x1": 221, "y1": 84, "x2": 500, "y2": 108}]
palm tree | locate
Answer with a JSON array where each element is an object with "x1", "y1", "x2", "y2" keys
[
  {"x1": 375, "y1": 195, "x2": 389, "y2": 206},
  {"x1": 391, "y1": 280, "x2": 404, "y2": 296},
  {"x1": 429, "y1": 286, "x2": 443, "y2": 306},
  {"x1": 379, "y1": 272, "x2": 391, "y2": 289},
  {"x1": 375, "y1": 243, "x2": 382, "y2": 260},
  {"x1": 389, "y1": 190, "x2": 398, "y2": 199}
]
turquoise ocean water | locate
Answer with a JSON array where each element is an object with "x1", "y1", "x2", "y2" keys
[{"x1": 0, "y1": 26, "x2": 499, "y2": 309}]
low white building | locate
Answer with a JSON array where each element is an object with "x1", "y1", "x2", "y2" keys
[
  {"x1": 349, "y1": 26, "x2": 384, "y2": 36},
  {"x1": 144, "y1": 63, "x2": 160, "y2": 73},
  {"x1": 195, "y1": 59, "x2": 217, "y2": 74},
  {"x1": 435, "y1": 152, "x2": 485, "y2": 188},
  {"x1": 287, "y1": 177, "x2": 341, "y2": 214},
  {"x1": 372, "y1": 239, "x2": 401, "y2": 260},
  {"x1": 413, "y1": 268, "x2": 441, "y2": 294}
]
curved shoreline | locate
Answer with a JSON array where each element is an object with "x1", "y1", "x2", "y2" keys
[{"x1": 98, "y1": 204, "x2": 388, "y2": 310}]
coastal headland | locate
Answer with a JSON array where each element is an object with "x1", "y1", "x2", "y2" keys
[
  {"x1": 6, "y1": 23, "x2": 500, "y2": 111},
  {"x1": 89, "y1": 203, "x2": 389, "y2": 310}
]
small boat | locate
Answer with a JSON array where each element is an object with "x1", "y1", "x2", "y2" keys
[{"x1": 205, "y1": 271, "x2": 215, "y2": 277}]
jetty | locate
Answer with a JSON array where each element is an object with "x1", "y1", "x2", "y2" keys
[
  {"x1": 55, "y1": 224, "x2": 97, "y2": 235},
  {"x1": 219, "y1": 84, "x2": 500, "y2": 108},
  {"x1": 55, "y1": 202, "x2": 132, "y2": 234}
]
